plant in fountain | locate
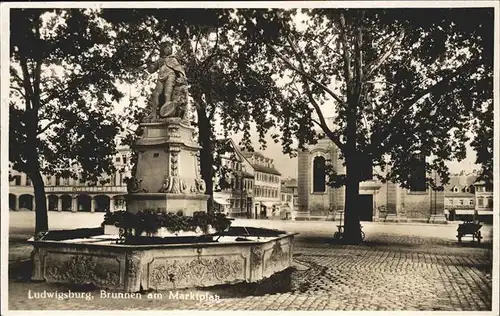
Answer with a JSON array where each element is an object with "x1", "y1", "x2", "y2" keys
[
  {"x1": 136, "y1": 209, "x2": 161, "y2": 237},
  {"x1": 103, "y1": 210, "x2": 139, "y2": 242},
  {"x1": 102, "y1": 210, "x2": 232, "y2": 242}
]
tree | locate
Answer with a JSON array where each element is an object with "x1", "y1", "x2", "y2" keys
[
  {"x1": 102, "y1": 9, "x2": 291, "y2": 211},
  {"x1": 470, "y1": 99, "x2": 493, "y2": 184},
  {"x1": 241, "y1": 8, "x2": 493, "y2": 243},
  {"x1": 9, "y1": 9, "x2": 124, "y2": 233}
]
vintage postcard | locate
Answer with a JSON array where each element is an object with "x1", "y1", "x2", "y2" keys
[{"x1": 1, "y1": 1, "x2": 498, "y2": 315}]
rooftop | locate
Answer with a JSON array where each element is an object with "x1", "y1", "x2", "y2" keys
[
  {"x1": 240, "y1": 151, "x2": 267, "y2": 160},
  {"x1": 281, "y1": 186, "x2": 294, "y2": 194},
  {"x1": 282, "y1": 178, "x2": 298, "y2": 188},
  {"x1": 252, "y1": 164, "x2": 282, "y2": 176},
  {"x1": 444, "y1": 175, "x2": 478, "y2": 192},
  {"x1": 239, "y1": 150, "x2": 281, "y2": 176},
  {"x1": 444, "y1": 192, "x2": 475, "y2": 198}
]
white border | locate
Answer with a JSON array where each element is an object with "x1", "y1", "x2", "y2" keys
[{"x1": 1, "y1": 1, "x2": 499, "y2": 316}]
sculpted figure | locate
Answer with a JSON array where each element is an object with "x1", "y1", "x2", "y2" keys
[{"x1": 146, "y1": 42, "x2": 189, "y2": 120}]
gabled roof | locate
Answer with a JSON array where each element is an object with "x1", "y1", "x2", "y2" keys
[
  {"x1": 215, "y1": 138, "x2": 243, "y2": 162},
  {"x1": 281, "y1": 186, "x2": 294, "y2": 194},
  {"x1": 282, "y1": 178, "x2": 298, "y2": 188},
  {"x1": 238, "y1": 150, "x2": 282, "y2": 176},
  {"x1": 240, "y1": 170, "x2": 254, "y2": 178},
  {"x1": 240, "y1": 151, "x2": 267, "y2": 160},
  {"x1": 444, "y1": 175, "x2": 477, "y2": 192},
  {"x1": 444, "y1": 192, "x2": 475, "y2": 198},
  {"x1": 252, "y1": 164, "x2": 282, "y2": 176}
]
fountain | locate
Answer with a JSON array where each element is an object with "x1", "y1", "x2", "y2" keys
[{"x1": 29, "y1": 42, "x2": 297, "y2": 292}]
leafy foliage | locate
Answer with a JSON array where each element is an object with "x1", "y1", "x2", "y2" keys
[
  {"x1": 239, "y1": 8, "x2": 493, "y2": 242},
  {"x1": 101, "y1": 9, "x2": 295, "y2": 209},
  {"x1": 10, "y1": 9, "x2": 126, "y2": 232},
  {"x1": 102, "y1": 210, "x2": 232, "y2": 236},
  {"x1": 241, "y1": 8, "x2": 493, "y2": 188}
]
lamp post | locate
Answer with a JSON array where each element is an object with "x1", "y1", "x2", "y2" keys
[
  {"x1": 240, "y1": 165, "x2": 247, "y2": 218},
  {"x1": 426, "y1": 153, "x2": 438, "y2": 218},
  {"x1": 429, "y1": 154, "x2": 437, "y2": 216},
  {"x1": 240, "y1": 179, "x2": 244, "y2": 217}
]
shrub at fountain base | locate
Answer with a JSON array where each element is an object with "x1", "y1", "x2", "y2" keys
[{"x1": 102, "y1": 210, "x2": 232, "y2": 240}]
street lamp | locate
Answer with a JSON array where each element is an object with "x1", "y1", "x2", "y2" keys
[
  {"x1": 426, "y1": 153, "x2": 438, "y2": 216},
  {"x1": 240, "y1": 165, "x2": 247, "y2": 218}
]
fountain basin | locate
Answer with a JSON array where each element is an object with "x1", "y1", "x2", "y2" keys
[{"x1": 29, "y1": 227, "x2": 297, "y2": 292}]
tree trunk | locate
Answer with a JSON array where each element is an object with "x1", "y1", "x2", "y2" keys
[
  {"x1": 342, "y1": 90, "x2": 362, "y2": 244},
  {"x1": 196, "y1": 105, "x2": 215, "y2": 213},
  {"x1": 343, "y1": 159, "x2": 362, "y2": 243},
  {"x1": 31, "y1": 169, "x2": 48, "y2": 233}
]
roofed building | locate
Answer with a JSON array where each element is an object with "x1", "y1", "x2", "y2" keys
[
  {"x1": 9, "y1": 147, "x2": 131, "y2": 213},
  {"x1": 240, "y1": 151, "x2": 282, "y2": 219},
  {"x1": 297, "y1": 132, "x2": 446, "y2": 223},
  {"x1": 212, "y1": 139, "x2": 254, "y2": 218},
  {"x1": 443, "y1": 175, "x2": 477, "y2": 220}
]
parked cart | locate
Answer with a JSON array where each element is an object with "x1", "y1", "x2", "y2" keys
[
  {"x1": 456, "y1": 220, "x2": 482, "y2": 243},
  {"x1": 333, "y1": 211, "x2": 365, "y2": 241}
]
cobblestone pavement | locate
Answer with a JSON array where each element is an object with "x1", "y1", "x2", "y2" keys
[{"x1": 7, "y1": 212, "x2": 495, "y2": 311}]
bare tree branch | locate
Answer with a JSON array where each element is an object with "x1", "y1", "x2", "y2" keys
[
  {"x1": 10, "y1": 85, "x2": 25, "y2": 97},
  {"x1": 371, "y1": 59, "x2": 482, "y2": 154},
  {"x1": 363, "y1": 29, "x2": 405, "y2": 81},
  {"x1": 33, "y1": 24, "x2": 42, "y2": 108},
  {"x1": 266, "y1": 43, "x2": 346, "y2": 108},
  {"x1": 298, "y1": 69, "x2": 344, "y2": 151},
  {"x1": 338, "y1": 13, "x2": 352, "y2": 86},
  {"x1": 19, "y1": 54, "x2": 34, "y2": 110},
  {"x1": 354, "y1": 12, "x2": 364, "y2": 105},
  {"x1": 278, "y1": 34, "x2": 345, "y2": 151},
  {"x1": 193, "y1": 30, "x2": 201, "y2": 66},
  {"x1": 37, "y1": 118, "x2": 61, "y2": 135}
]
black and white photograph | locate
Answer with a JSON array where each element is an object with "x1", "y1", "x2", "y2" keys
[{"x1": 1, "y1": 1, "x2": 498, "y2": 314}]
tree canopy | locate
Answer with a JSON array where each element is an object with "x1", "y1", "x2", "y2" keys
[
  {"x1": 10, "y1": 8, "x2": 125, "y2": 232},
  {"x1": 239, "y1": 8, "x2": 493, "y2": 187},
  {"x1": 101, "y1": 9, "x2": 294, "y2": 209},
  {"x1": 9, "y1": 7, "x2": 494, "y2": 237},
  {"x1": 238, "y1": 8, "x2": 493, "y2": 242}
]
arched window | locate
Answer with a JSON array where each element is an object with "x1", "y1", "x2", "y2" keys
[
  {"x1": 409, "y1": 154, "x2": 426, "y2": 192},
  {"x1": 312, "y1": 156, "x2": 326, "y2": 193}
]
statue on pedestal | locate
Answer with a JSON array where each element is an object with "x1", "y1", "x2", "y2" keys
[
  {"x1": 145, "y1": 42, "x2": 189, "y2": 122},
  {"x1": 127, "y1": 41, "x2": 208, "y2": 215}
]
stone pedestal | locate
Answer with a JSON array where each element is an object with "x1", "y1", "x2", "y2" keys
[
  {"x1": 428, "y1": 214, "x2": 448, "y2": 224},
  {"x1": 384, "y1": 213, "x2": 408, "y2": 223},
  {"x1": 126, "y1": 118, "x2": 208, "y2": 215}
]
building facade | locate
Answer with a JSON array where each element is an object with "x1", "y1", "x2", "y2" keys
[
  {"x1": 474, "y1": 180, "x2": 494, "y2": 220},
  {"x1": 443, "y1": 175, "x2": 476, "y2": 220},
  {"x1": 297, "y1": 135, "x2": 446, "y2": 223},
  {"x1": 443, "y1": 174, "x2": 493, "y2": 222},
  {"x1": 9, "y1": 148, "x2": 131, "y2": 213},
  {"x1": 280, "y1": 185, "x2": 295, "y2": 220},
  {"x1": 280, "y1": 178, "x2": 298, "y2": 220},
  {"x1": 212, "y1": 139, "x2": 254, "y2": 218},
  {"x1": 282, "y1": 178, "x2": 298, "y2": 206},
  {"x1": 241, "y1": 151, "x2": 281, "y2": 218},
  {"x1": 240, "y1": 151, "x2": 282, "y2": 219},
  {"x1": 212, "y1": 139, "x2": 282, "y2": 219}
]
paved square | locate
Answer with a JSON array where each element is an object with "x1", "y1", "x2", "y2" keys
[{"x1": 7, "y1": 212, "x2": 494, "y2": 311}]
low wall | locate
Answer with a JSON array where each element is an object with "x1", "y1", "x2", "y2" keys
[{"x1": 29, "y1": 230, "x2": 296, "y2": 292}]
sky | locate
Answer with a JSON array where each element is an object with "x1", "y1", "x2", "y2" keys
[
  {"x1": 11, "y1": 8, "x2": 482, "y2": 181},
  {"x1": 214, "y1": 121, "x2": 480, "y2": 180},
  {"x1": 114, "y1": 82, "x2": 480, "y2": 180}
]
